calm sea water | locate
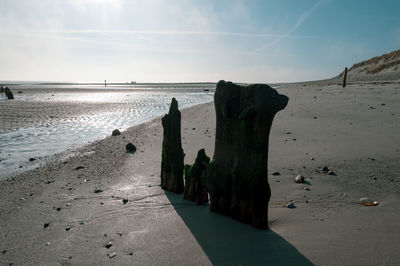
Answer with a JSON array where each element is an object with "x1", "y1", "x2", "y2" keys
[{"x1": 0, "y1": 83, "x2": 215, "y2": 179}]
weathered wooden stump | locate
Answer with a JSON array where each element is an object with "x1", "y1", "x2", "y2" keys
[
  {"x1": 161, "y1": 98, "x2": 184, "y2": 193},
  {"x1": 206, "y1": 80, "x2": 289, "y2": 229},
  {"x1": 342, "y1": 67, "x2": 348, "y2": 88},
  {"x1": 4, "y1": 87, "x2": 14, "y2": 99},
  {"x1": 184, "y1": 149, "x2": 210, "y2": 205}
]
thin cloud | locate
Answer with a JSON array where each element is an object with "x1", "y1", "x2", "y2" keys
[
  {"x1": 1, "y1": 29, "x2": 320, "y2": 40},
  {"x1": 252, "y1": 0, "x2": 328, "y2": 54}
]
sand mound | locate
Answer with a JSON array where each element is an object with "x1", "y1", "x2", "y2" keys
[{"x1": 336, "y1": 49, "x2": 400, "y2": 82}]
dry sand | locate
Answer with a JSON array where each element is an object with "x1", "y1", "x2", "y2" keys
[{"x1": 1, "y1": 81, "x2": 400, "y2": 265}]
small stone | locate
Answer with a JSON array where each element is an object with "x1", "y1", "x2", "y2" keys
[
  {"x1": 304, "y1": 186, "x2": 310, "y2": 191},
  {"x1": 287, "y1": 203, "x2": 296, "y2": 209},
  {"x1": 104, "y1": 241, "x2": 113, "y2": 249},
  {"x1": 126, "y1": 143, "x2": 137, "y2": 153},
  {"x1": 46, "y1": 242, "x2": 51, "y2": 246},
  {"x1": 29, "y1": 158, "x2": 36, "y2": 162},
  {"x1": 2, "y1": 250, "x2": 6, "y2": 254},
  {"x1": 310, "y1": 157, "x2": 314, "y2": 160},
  {"x1": 65, "y1": 227, "x2": 71, "y2": 231},
  {"x1": 295, "y1": 175, "x2": 305, "y2": 183},
  {"x1": 322, "y1": 166, "x2": 329, "y2": 173},
  {"x1": 93, "y1": 188, "x2": 103, "y2": 193},
  {"x1": 108, "y1": 252, "x2": 116, "y2": 259},
  {"x1": 112, "y1": 129, "x2": 121, "y2": 136},
  {"x1": 79, "y1": 222, "x2": 84, "y2": 225},
  {"x1": 129, "y1": 252, "x2": 133, "y2": 256},
  {"x1": 43, "y1": 223, "x2": 50, "y2": 228},
  {"x1": 328, "y1": 170, "x2": 336, "y2": 176},
  {"x1": 122, "y1": 199, "x2": 128, "y2": 204},
  {"x1": 74, "y1": 166, "x2": 85, "y2": 170},
  {"x1": 56, "y1": 207, "x2": 61, "y2": 211},
  {"x1": 272, "y1": 172, "x2": 280, "y2": 176}
]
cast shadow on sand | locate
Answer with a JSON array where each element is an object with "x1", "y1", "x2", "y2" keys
[{"x1": 165, "y1": 192, "x2": 314, "y2": 266}]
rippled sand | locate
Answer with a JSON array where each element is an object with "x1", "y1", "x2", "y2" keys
[{"x1": 0, "y1": 87, "x2": 214, "y2": 178}]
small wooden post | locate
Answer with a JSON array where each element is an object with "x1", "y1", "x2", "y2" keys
[
  {"x1": 161, "y1": 98, "x2": 184, "y2": 193},
  {"x1": 342, "y1": 67, "x2": 348, "y2": 88}
]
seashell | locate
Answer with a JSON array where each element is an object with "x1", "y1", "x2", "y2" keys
[{"x1": 360, "y1": 198, "x2": 379, "y2": 207}]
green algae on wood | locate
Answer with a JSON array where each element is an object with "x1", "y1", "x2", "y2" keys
[{"x1": 161, "y1": 98, "x2": 184, "y2": 193}]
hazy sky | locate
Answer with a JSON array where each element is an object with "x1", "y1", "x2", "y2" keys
[{"x1": 1, "y1": 0, "x2": 399, "y2": 83}]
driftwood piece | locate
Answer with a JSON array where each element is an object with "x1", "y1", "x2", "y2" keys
[
  {"x1": 161, "y1": 98, "x2": 184, "y2": 193},
  {"x1": 4, "y1": 87, "x2": 14, "y2": 99},
  {"x1": 184, "y1": 149, "x2": 210, "y2": 205},
  {"x1": 206, "y1": 80, "x2": 288, "y2": 229},
  {"x1": 342, "y1": 67, "x2": 348, "y2": 88}
]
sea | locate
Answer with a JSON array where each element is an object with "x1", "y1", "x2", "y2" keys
[{"x1": 0, "y1": 82, "x2": 215, "y2": 179}]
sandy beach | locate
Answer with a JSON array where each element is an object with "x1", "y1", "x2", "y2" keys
[{"x1": 0, "y1": 79, "x2": 399, "y2": 265}]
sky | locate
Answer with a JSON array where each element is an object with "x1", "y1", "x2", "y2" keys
[{"x1": 0, "y1": 0, "x2": 399, "y2": 83}]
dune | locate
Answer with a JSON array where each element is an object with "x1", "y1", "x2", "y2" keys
[{"x1": 334, "y1": 49, "x2": 400, "y2": 83}]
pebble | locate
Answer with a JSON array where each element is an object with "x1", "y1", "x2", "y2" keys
[
  {"x1": 94, "y1": 188, "x2": 103, "y2": 193},
  {"x1": 287, "y1": 203, "x2": 296, "y2": 209},
  {"x1": 108, "y1": 252, "x2": 116, "y2": 259},
  {"x1": 74, "y1": 166, "x2": 85, "y2": 170},
  {"x1": 295, "y1": 175, "x2": 305, "y2": 183},
  {"x1": 65, "y1": 227, "x2": 71, "y2": 231},
  {"x1": 322, "y1": 166, "x2": 329, "y2": 173},
  {"x1": 29, "y1": 158, "x2": 36, "y2": 162},
  {"x1": 122, "y1": 199, "x2": 128, "y2": 204},
  {"x1": 43, "y1": 223, "x2": 50, "y2": 228},
  {"x1": 126, "y1": 143, "x2": 137, "y2": 153},
  {"x1": 304, "y1": 186, "x2": 310, "y2": 191},
  {"x1": 272, "y1": 172, "x2": 280, "y2": 176},
  {"x1": 104, "y1": 241, "x2": 113, "y2": 249},
  {"x1": 111, "y1": 129, "x2": 121, "y2": 136}
]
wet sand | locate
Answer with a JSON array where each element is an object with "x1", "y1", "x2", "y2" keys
[{"x1": 1, "y1": 81, "x2": 400, "y2": 265}]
